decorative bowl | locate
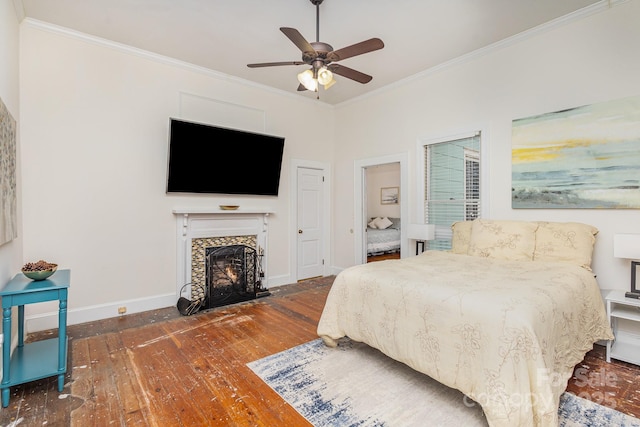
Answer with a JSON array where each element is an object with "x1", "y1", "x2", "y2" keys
[
  {"x1": 22, "y1": 264, "x2": 58, "y2": 281},
  {"x1": 219, "y1": 205, "x2": 239, "y2": 210}
]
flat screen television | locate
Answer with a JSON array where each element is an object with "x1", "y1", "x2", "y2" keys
[{"x1": 166, "y1": 118, "x2": 285, "y2": 196}]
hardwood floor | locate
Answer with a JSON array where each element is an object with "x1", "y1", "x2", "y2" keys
[
  {"x1": 1, "y1": 276, "x2": 638, "y2": 426},
  {"x1": 367, "y1": 251, "x2": 401, "y2": 262}
]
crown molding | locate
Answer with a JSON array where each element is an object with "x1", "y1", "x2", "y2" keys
[
  {"x1": 21, "y1": 17, "x2": 335, "y2": 110},
  {"x1": 336, "y1": 0, "x2": 627, "y2": 109}
]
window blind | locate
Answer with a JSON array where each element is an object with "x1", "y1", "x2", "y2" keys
[{"x1": 423, "y1": 133, "x2": 481, "y2": 250}]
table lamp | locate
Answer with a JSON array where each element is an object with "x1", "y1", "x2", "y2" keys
[
  {"x1": 613, "y1": 233, "x2": 640, "y2": 299},
  {"x1": 406, "y1": 224, "x2": 436, "y2": 255}
]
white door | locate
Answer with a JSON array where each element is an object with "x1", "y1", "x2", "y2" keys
[{"x1": 297, "y1": 167, "x2": 324, "y2": 280}]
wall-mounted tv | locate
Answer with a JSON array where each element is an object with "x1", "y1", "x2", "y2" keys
[{"x1": 166, "y1": 118, "x2": 285, "y2": 196}]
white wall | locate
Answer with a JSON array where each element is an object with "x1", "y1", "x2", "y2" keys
[
  {"x1": 366, "y1": 163, "x2": 401, "y2": 219},
  {"x1": 19, "y1": 20, "x2": 334, "y2": 329},
  {"x1": 332, "y1": 1, "x2": 640, "y2": 291}
]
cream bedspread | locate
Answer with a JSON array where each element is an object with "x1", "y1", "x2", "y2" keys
[{"x1": 317, "y1": 251, "x2": 613, "y2": 427}]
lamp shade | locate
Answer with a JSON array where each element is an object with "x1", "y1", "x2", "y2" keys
[
  {"x1": 406, "y1": 224, "x2": 435, "y2": 241},
  {"x1": 297, "y1": 69, "x2": 317, "y2": 91},
  {"x1": 323, "y1": 79, "x2": 336, "y2": 90},
  {"x1": 614, "y1": 234, "x2": 640, "y2": 259},
  {"x1": 317, "y1": 67, "x2": 333, "y2": 85}
]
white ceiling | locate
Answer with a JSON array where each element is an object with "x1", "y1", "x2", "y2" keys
[{"x1": 17, "y1": 0, "x2": 605, "y2": 105}]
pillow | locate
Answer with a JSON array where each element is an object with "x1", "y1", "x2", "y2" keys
[
  {"x1": 374, "y1": 217, "x2": 393, "y2": 230},
  {"x1": 533, "y1": 221, "x2": 598, "y2": 270},
  {"x1": 368, "y1": 218, "x2": 380, "y2": 229},
  {"x1": 468, "y1": 219, "x2": 538, "y2": 261},
  {"x1": 388, "y1": 217, "x2": 401, "y2": 230},
  {"x1": 451, "y1": 221, "x2": 473, "y2": 254}
]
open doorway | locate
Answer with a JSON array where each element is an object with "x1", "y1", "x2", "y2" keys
[
  {"x1": 354, "y1": 153, "x2": 409, "y2": 265},
  {"x1": 365, "y1": 163, "x2": 401, "y2": 263}
]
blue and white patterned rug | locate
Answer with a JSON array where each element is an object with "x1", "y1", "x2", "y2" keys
[{"x1": 248, "y1": 338, "x2": 640, "y2": 427}]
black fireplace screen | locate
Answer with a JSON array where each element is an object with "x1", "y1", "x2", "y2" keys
[{"x1": 205, "y1": 244, "x2": 257, "y2": 309}]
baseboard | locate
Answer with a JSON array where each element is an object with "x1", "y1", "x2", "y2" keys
[
  {"x1": 24, "y1": 269, "x2": 342, "y2": 333},
  {"x1": 268, "y1": 267, "x2": 343, "y2": 287},
  {"x1": 25, "y1": 293, "x2": 176, "y2": 333},
  {"x1": 330, "y1": 266, "x2": 345, "y2": 276},
  {"x1": 265, "y1": 273, "x2": 294, "y2": 288}
]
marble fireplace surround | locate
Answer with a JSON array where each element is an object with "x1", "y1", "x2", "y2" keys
[{"x1": 173, "y1": 208, "x2": 272, "y2": 300}]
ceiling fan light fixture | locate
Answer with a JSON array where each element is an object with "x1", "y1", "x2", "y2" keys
[
  {"x1": 317, "y1": 67, "x2": 333, "y2": 85},
  {"x1": 248, "y1": 0, "x2": 384, "y2": 96},
  {"x1": 297, "y1": 69, "x2": 317, "y2": 91},
  {"x1": 323, "y1": 78, "x2": 336, "y2": 90}
]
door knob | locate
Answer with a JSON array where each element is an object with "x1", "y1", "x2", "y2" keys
[{"x1": 298, "y1": 229, "x2": 303, "y2": 234}]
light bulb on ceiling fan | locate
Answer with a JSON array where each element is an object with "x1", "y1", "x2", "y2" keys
[
  {"x1": 323, "y1": 79, "x2": 336, "y2": 90},
  {"x1": 297, "y1": 69, "x2": 317, "y2": 91},
  {"x1": 317, "y1": 67, "x2": 333, "y2": 85},
  {"x1": 247, "y1": 0, "x2": 384, "y2": 96}
]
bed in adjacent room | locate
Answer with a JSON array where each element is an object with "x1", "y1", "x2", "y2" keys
[
  {"x1": 367, "y1": 216, "x2": 401, "y2": 256},
  {"x1": 318, "y1": 219, "x2": 613, "y2": 427}
]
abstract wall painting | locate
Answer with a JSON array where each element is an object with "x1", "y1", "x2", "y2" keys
[
  {"x1": 0, "y1": 97, "x2": 17, "y2": 245},
  {"x1": 512, "y1": 95, "x2": 640, "y2": 209},
  {"x1": 381, "y1": 187, "x2": 399, "y2": 205}
]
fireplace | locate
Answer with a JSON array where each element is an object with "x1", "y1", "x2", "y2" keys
[
  {"x1": 204, "y1": 244, "x2": 267, "y2": 309},
  {"x1": 173, "y1": 209, "x2": 273, "y2": 312}
]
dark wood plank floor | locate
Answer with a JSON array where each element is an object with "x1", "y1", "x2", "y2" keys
[
  {"x1": 0, "y1": 275, "x2": 638, "y2": 426},
  {"x1": 367, "y1": 252, "x2": 401, "y2": 263}
]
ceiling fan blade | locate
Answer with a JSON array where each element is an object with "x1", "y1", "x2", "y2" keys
[
  {"x1": 297, "y1": 84, "x2": 307, "y2": 92},
  {"x1": 247, "y1": 61, "x2": 306, "y2": 68},
  {"x1": 280, "y1": 27, "x2": 315, "y2": 54},
  {"x1": 327, "y1": 38, "x2": 384, "y2": 62},
  {"x1": 328, "y1": 64, "x2": 372, "y2": 84}
]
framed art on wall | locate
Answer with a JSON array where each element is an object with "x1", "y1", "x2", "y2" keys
[
  {"x1": 512, "y1": 94, "x2": 640, "y2": 209},
  {"x1": 381, "y1": 187, "x2": 399, "y2": 205},
  {"x1": 0, "y1": 97, "x2": 17, "y2": 246}
]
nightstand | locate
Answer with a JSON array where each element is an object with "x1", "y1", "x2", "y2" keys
[
  {"x1": 0, "y1": 270, "x2": 70, "y2": 407},
  {"x1": 605, "y1": 289, "x2": 640, "y2": 365}
]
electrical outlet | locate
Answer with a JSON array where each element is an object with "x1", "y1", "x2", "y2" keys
[{"x1": 118, "y1": 307, "x2": 127, "y2": 315}]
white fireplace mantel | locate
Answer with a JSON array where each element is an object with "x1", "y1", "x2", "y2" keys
[
  {"x1": 172, "y1": 208, "x2": 274, "y2": 237},
  {"x1": 172, "y1": 208, "x2": 273, "y2": 297},
  {"x1": 172, "y1": 208, "x2": 274, "y2": 215}
]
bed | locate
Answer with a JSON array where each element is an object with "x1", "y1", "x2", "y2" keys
[
  {"x1": 317, "y1": 219, "x2": 614, "y2": 427},
  {"x1": 367, "y1": 217, "x2": 401, "y2": 256}
]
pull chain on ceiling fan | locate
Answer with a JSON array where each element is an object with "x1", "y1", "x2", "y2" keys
[{"x1": 247, "y1": 0, "x2": 384, "y2": 97}]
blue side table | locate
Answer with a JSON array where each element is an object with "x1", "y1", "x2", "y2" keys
[{"x1": 0, "y1": 269, "x2": 69, "y2": 408}]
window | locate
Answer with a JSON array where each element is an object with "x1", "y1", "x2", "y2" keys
[
  {"x1": 423, "y1": 132, "x2": 481, "y2": 250},
  {"x1": 464, "y1": 148, "x2": 480, "y2": 220}
]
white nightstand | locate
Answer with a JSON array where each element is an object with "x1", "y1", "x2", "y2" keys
[{"x1": 605, "y1": 290, "x2": 640, "y2": 365}]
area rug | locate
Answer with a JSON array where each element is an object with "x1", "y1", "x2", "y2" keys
[{"x1": 248, "y1": 338, "x2": 640, "y2": 427}]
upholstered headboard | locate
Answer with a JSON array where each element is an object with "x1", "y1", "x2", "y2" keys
[{"x1": 451, "y1": 219, "x2": 598, "y2": 271}]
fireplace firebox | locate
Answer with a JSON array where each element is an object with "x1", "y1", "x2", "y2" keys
[{"x1": 203, "y1": 244, "x2": 268, "y2": 309}]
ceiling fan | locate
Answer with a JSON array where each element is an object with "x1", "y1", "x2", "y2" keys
[{"x1": 247, "y1": 0, "x2": 384, "y2": 94}]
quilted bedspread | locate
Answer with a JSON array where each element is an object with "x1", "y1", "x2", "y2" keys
[
  {"x1": 367, "y1": 227, "x2": 401, "y2": 255},
  {"x1": 317, "y1": 251, "x2": 613, "y2": 427}
]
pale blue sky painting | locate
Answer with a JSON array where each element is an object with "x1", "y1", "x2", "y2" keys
[{"x1": 512, "y1": 95, "x2": 640, "y2": 208}]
